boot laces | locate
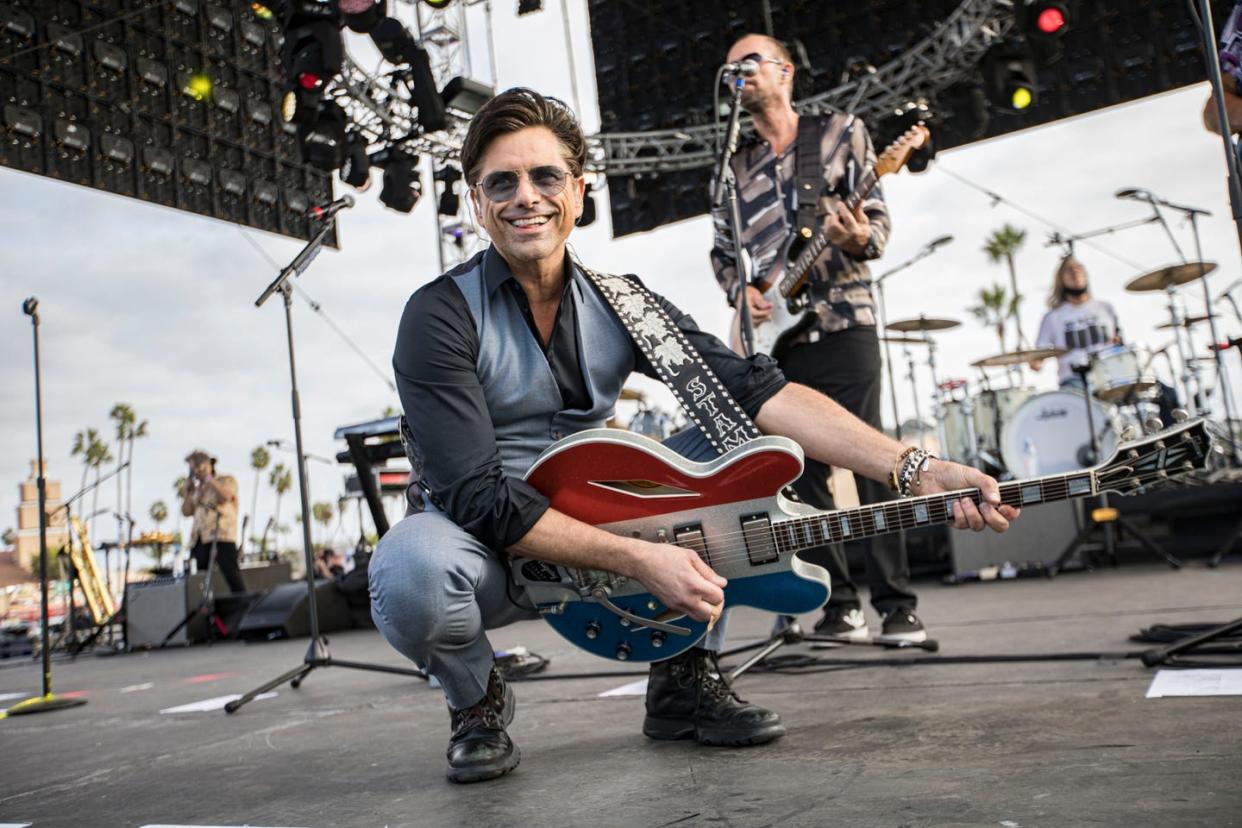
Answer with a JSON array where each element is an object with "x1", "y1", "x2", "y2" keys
[{"x1": 451, "y1": 671, "x2": 505, "y2": 734}]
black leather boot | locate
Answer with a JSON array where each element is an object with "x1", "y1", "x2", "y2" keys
[
  {"x1": 446, "y1": 666, "x2": 519, "y2": 783},
  {"x1": 643, "y1": 647, "x2": 785, "y2": 746}
]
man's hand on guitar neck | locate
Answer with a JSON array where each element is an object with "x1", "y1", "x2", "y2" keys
[
  {"x1": 909, "y1": 459, "x2": 1020, "y2": 533},
  {"x1": 823, "y1": 200, "x2": 870, "y2": 257},
  {"x1": 741, "y1": 285, "x2": 774, "y2": 322}
]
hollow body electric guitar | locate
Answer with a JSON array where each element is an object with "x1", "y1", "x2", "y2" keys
[
  {"x1": 512, "y1": 419, "x2": 1217, "y2": 663},
  {"x1": 730, "y1": 124, "x2": 929, "y2": 361}
]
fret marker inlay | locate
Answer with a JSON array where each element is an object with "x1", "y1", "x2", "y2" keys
[
  {"x1": 1069, "y1": 477, "x2": 1091, "y2": 495},
  {"x1": 913, "y1": 503, "x2": 929, "y2": 524},
  {"x1": 873, "y1": 510, "x2": 887, "y2": 531},
  {"x1": 841, "y1": 516, "x2": 852, "y2": 537},
  {"x1": 1021, "y1": 484, "x2": 1042, "y2": 504}
]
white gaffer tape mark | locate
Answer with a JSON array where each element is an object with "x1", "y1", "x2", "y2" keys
[
  {"x1": 598, "y1": 678, "x2": 648, "y2": 697},
  {"x1": 120, "y1": 682, "x2": 155, "y2": 693},
  {"x1": 140, "y1": 825, "x2": 307, "y2": 828},
  {"x1": 0, "y1": 692, "x2": 28, "y2": 702},
  {"x1": 0, "y1": 822, "x2": 34, "y2": 827},
  {"x1": 1146, "y1": 668, "x2": 1242, "y2": 698},
  {"x1": 159, "y1": 692, "x2": 277, "y2": 714}
]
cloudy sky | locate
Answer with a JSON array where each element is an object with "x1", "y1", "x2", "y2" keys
[{"x1": 2, "y1": 3, "x2": 1240, "y2": 561}]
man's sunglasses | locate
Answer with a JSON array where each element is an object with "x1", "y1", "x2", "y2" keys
[
  {"x1": 476, "y1": 166, "x2": 571, "y2": 202},
  {"x1": 721, "y1": 52, "x2": 785, "y2": 84}
]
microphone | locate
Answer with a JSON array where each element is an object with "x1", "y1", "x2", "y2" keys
[
  {"x1": 722, "y1": 58, "x2": 760, "y2": 78},
  {"x1": 22, "y1": 296, "x2": 38, "y2": 316},
  {"x1": 927, "y1": 235, "x2": 954, "y2": 250},
  {"x1": 307, "y1": 194, "x2": 355, "y2": 220},
  {"x1": 1115, "y1": 188, "x2": 1150, "y2": 201}
]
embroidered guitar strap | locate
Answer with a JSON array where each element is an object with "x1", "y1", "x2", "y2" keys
[{"x1": 580, "y1": 265, "x2": 762, "y2": 455}]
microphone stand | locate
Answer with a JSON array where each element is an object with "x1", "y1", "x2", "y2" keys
[
  {"x1": 713, "y1": 77, "x2": 756, "y2": 357},
  {"x1": 873, "y1": 242, "x2": 948, "y2": 441},
  {"x1": 6, "y1": 299, "x2": 87, "y2": 717},
  {"x1": 227, "y1": 214, "x2": 426, "y2": 716}
]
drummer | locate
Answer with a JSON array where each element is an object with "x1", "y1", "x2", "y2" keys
[{"x1": 1029, "y1": 255, "x2": 1121, "y2": 388}]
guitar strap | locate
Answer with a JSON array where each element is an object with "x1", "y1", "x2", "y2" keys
[
  {"x1": 794, "y1": 113, "x2": 855, "y2": 245},
  {"x1": 579, "y1": 264, "x2": 762, "y2": 455}
]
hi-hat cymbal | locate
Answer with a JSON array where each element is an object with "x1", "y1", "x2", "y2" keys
[
  {"x1": 887, "y1": 315, "x2": 961, "y2": 332},
  {"x1": 880, "y1": 335, "x2": 930, "y2": 345},
  {"x1": 971, "y1": 347, "x2": 1067, "y2": 368},
  {"x1": 1155, "y1": 314, "x2": 1212, "y2": 330},
  {"x1": 1125, "y1": 262, "x2": 1217, "y2": 292}
]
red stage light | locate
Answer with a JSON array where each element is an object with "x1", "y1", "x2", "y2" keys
[
  {"x1": 298, "y1": 71, "x2": 322, "y2": 90},
  {"x1": 1036, "y1": 7, "x2": 1066, "y2": 34}
]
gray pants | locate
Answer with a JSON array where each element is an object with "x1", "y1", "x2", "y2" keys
[{"x1": 368, "y1": 427, "x2": 729, "y2": 709}]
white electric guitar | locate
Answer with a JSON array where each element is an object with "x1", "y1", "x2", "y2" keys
[{"x1": 730, "y1": 124, "x2": 929, "y2": 361}]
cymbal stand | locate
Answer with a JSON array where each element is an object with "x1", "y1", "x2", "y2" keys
[
  {"x1": 924, "y1": 335, "x2": 949, "y2": 459},
  {"x1": 1164, "y1": 286, "x2": 1202, "y2": 413},
  {"x1": 901, "y1": 343, "x2": 924, "y2": 449}
]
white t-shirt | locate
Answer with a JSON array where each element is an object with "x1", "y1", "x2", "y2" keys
[{"x1": 1035, "y1": 299, "x2": 1120, "y2": 383}]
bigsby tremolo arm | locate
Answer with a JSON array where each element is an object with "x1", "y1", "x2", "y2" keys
[{"x1": 588, "y1": 587, "x2": 692, "y2": 636}]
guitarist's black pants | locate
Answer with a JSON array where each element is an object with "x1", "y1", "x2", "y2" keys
[{"x1": 781, "y1": 327, "x2": 918, "y2": 615}]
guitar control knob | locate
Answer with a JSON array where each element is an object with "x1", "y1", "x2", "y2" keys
[
  {"x1": 584, "y1": 621, "x2": 600, "y2": 640},
  {"x1": 615, "y1": 643, "x2": 631, "y2": 661},
  {"x1": 650, "y1": 632, "x2": 666, "y2": 649}
]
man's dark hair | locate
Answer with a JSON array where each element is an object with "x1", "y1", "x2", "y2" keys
[{"x1": 459, "y1": 87, "x2": 586, "y2": 186}]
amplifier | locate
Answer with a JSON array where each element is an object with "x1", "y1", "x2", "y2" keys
[
  {"x1": 948, "y1": 499, "x2": 1081, "y2": 578},
  {"x1": 125, "y1": 578, "x2": 194, "y2": 648}
]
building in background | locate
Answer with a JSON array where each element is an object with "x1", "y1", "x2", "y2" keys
[{"x1": 14, "y1": 460, "x2": 68, "y2": 575}]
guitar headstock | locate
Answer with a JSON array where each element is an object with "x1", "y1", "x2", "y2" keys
[
  {"x1": 874, "y1": 123, "x2": 930, "y2": 179},
  {"x1": 1093, "y1": 418, "x2": 1219, "y2": 495}
]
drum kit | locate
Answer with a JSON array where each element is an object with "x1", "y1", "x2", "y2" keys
[{"x1": 885, "y1": 260, "x2": 1232, "y2": 478}]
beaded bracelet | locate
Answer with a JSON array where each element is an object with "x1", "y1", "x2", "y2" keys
[
  {"x1": 888, "y1": 446, "x2": 919, "y2": 493},
  {"x1": 895, "y1": 448, "x2": 936, "y2": 498}
]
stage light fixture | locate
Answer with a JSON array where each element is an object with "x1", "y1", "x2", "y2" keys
[
  {"x1": 182, "y1": 73, "x2": 214, "y2": 101},
  {"x1": 299, "y1": 100, "x2": 348, "y2": 171},
  {"x1": 340, "y1": 133, "x2": 372, "y2": 189},
  {"x1": 422, "y1": 0, "x2": 454, "y2": 8},
  {"x1": 442, "y1": 76, "x2": 494, "y2": 115},
  {"x1": 250, "y1": 2, "x2": 275, "y2": 21},
  {"x1": 517, "y1": 0, "x2": 543, "y2": 15},
  {"x1": 379, "y1": 151, "x2": 423, "y2": 213},
  {"x1": 1026, "y1": 1, "x2": 1070, "y2": 38},
  {"x1": 340, "y1": 0, "x2": 385, "y2": 33},
  {"x1": 369, "y1": 17, "x2": 416, "y2": 64},
  {"x1": 981, "y1": 45, "x2": 1039, "y2": 112},
  {"x1": 280, "y1": 21, "x2": 343, "y2": 126},
  {"x1": 434, "y1": 164, "x2": 462, "y2": 216}
]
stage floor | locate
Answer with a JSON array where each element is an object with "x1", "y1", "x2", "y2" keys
[{"x1": 2, "y1": 561, "x2": 1240, "y2": 828}]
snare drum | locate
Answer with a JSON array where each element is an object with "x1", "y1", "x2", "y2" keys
[
  {"x1": 1089, "y1": 344, "x2": 1159, "y2": 403},
  {"x1": 1001, "y1": 390, "x2": 1118, "y2": 476}
]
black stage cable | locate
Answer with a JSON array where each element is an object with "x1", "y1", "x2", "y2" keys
[
  {"x1": 934, "y1": 165, "x2": 1149, "y2": 272},
  {"x1": 0, "y1": 0, "x2": 178, "y2": 66},
  {"x1": 237, "y1": 228, "x2": 398, "y2": 394}
]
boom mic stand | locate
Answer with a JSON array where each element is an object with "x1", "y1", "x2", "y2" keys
[
  {"x1": 227, "y1": 211, "x2": 425, "y2": 716},
  {"x1": 5, "y1": 298, "x2": 87, "y2": 717},
  {"x1": 713, "y1": 74, "x2": 757, "y2": 357}
]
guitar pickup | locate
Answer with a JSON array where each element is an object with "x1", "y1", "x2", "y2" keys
[
  {"x1": 740, "y1": 513, "x2": 778, "y2": 565},
  {"x1": 673, "y1": 523, "x2": 710, "y2": 566}
]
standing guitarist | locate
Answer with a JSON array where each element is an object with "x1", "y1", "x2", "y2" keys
[{"x1": 710, "y1": 34, "x2": 923, "y2": 644}]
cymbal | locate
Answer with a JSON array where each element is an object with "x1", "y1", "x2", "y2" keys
[
  {"x1": 880, "y1": 335, "x2": 930, "y2": 345},
  {"x1": 1155, "y1": 314, "x2": 1212, "y2": 330},
  {"x1": 971, "y1": 347, "x2": 1067, "y2": 368},
  {"x1": 887, "y1": 315, "x2": 961, "y2": 332},
  {"x1": 1125, "y1": 262, "x2": 1217, "y2": 292}
]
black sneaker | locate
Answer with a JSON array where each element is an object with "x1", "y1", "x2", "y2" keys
[
  {"x1": 810, "y1": 605, "x2": 868, "y2": 647},
  {"x1": 878, "y1": 608, "x2": 927, "y2": 643}
]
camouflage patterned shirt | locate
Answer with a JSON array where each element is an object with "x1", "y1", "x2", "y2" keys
[{"x1": 709, "y1": 112, "x2": 891, "y2": 337}]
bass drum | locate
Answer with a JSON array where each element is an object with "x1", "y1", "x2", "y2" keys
[
  {"x1": 940, "y1": 387, "x2": 1034, "y2": 467},
  {"x1": 1001, "y1": 390, "x2": 1118, "y2": 477}
]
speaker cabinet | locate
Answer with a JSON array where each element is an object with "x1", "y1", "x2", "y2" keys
[{"x1": 236, "y1": 580, "x2": 352, "y2": 640}]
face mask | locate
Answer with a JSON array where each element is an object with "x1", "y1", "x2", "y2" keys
[{"x1": 1063, "y1": 285, "x2": 1088, "y2": 297}]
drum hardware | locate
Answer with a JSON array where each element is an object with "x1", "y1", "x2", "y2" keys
[
  {"x1": 1155, "y1": 314, "x2": 1212, "y2": 330},
  {"x1": 880, "y1": 335, "x2": 931, "y2": 345},
  {"x1": 1047, "y1": 358, "x2": 1181, "y2": 576}
]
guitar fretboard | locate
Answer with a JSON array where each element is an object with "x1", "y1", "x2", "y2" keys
[
  {"x1": 769, "y1": 470, "x2": 1095, "y2": 555},
  {"x1": 777, "y1": 168, "x2": 880, "y2": 300}
]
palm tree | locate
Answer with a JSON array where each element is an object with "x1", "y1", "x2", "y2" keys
[
  {"x1": 969, "y1": 283, "x2": 1011, "y2": 354},
  {"x1": 149, "y1": 500, "x2": 169, "y2": 567},
  {"x1": 269, "y1": 463, "x2": 293, "y2": 550},
  {"x1": 173, "y1": 474, "x2": 188, "y2": 540},
  {"x1": 86, "y1": 433, "x2": 113, "y2": 537},
  {"x1": 70, "y1": 428, "x2": 100, "y2": 502},
  {"x1": 311, "y1": 501, "x2": 334, "y2": 547},
  {"x1": 2, "y1": 527, "x2": 15, "y2": 548},
  {"x1": 983, "y1": 224, "x2": 1028, "y2": 348},
  {"x1": 249, "y1": 446, "x2": 271, "y2": 548}
]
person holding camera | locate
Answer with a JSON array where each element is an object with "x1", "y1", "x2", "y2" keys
[{"x1": 180, "y1": 449, "x2": 245, "y2": 593}]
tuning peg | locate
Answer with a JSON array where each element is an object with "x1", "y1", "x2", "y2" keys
[
  {"x1": 1143, "y1": 417, "x2": 1164, "y2": 435},
  {"x1": 1119, "y1": 424, "x2": 1141, "y2": 441},
  {"x1": 1171, "y1": 408, "x2": 1190, "y2": 423}
]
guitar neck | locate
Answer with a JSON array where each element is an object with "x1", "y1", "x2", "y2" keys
[
  {"x1": 777, "y1": 168, "x2": 879, "y2": 299},
  {"x1": 771, "y1": 469, "x2": 1096, "y2": 555}
]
